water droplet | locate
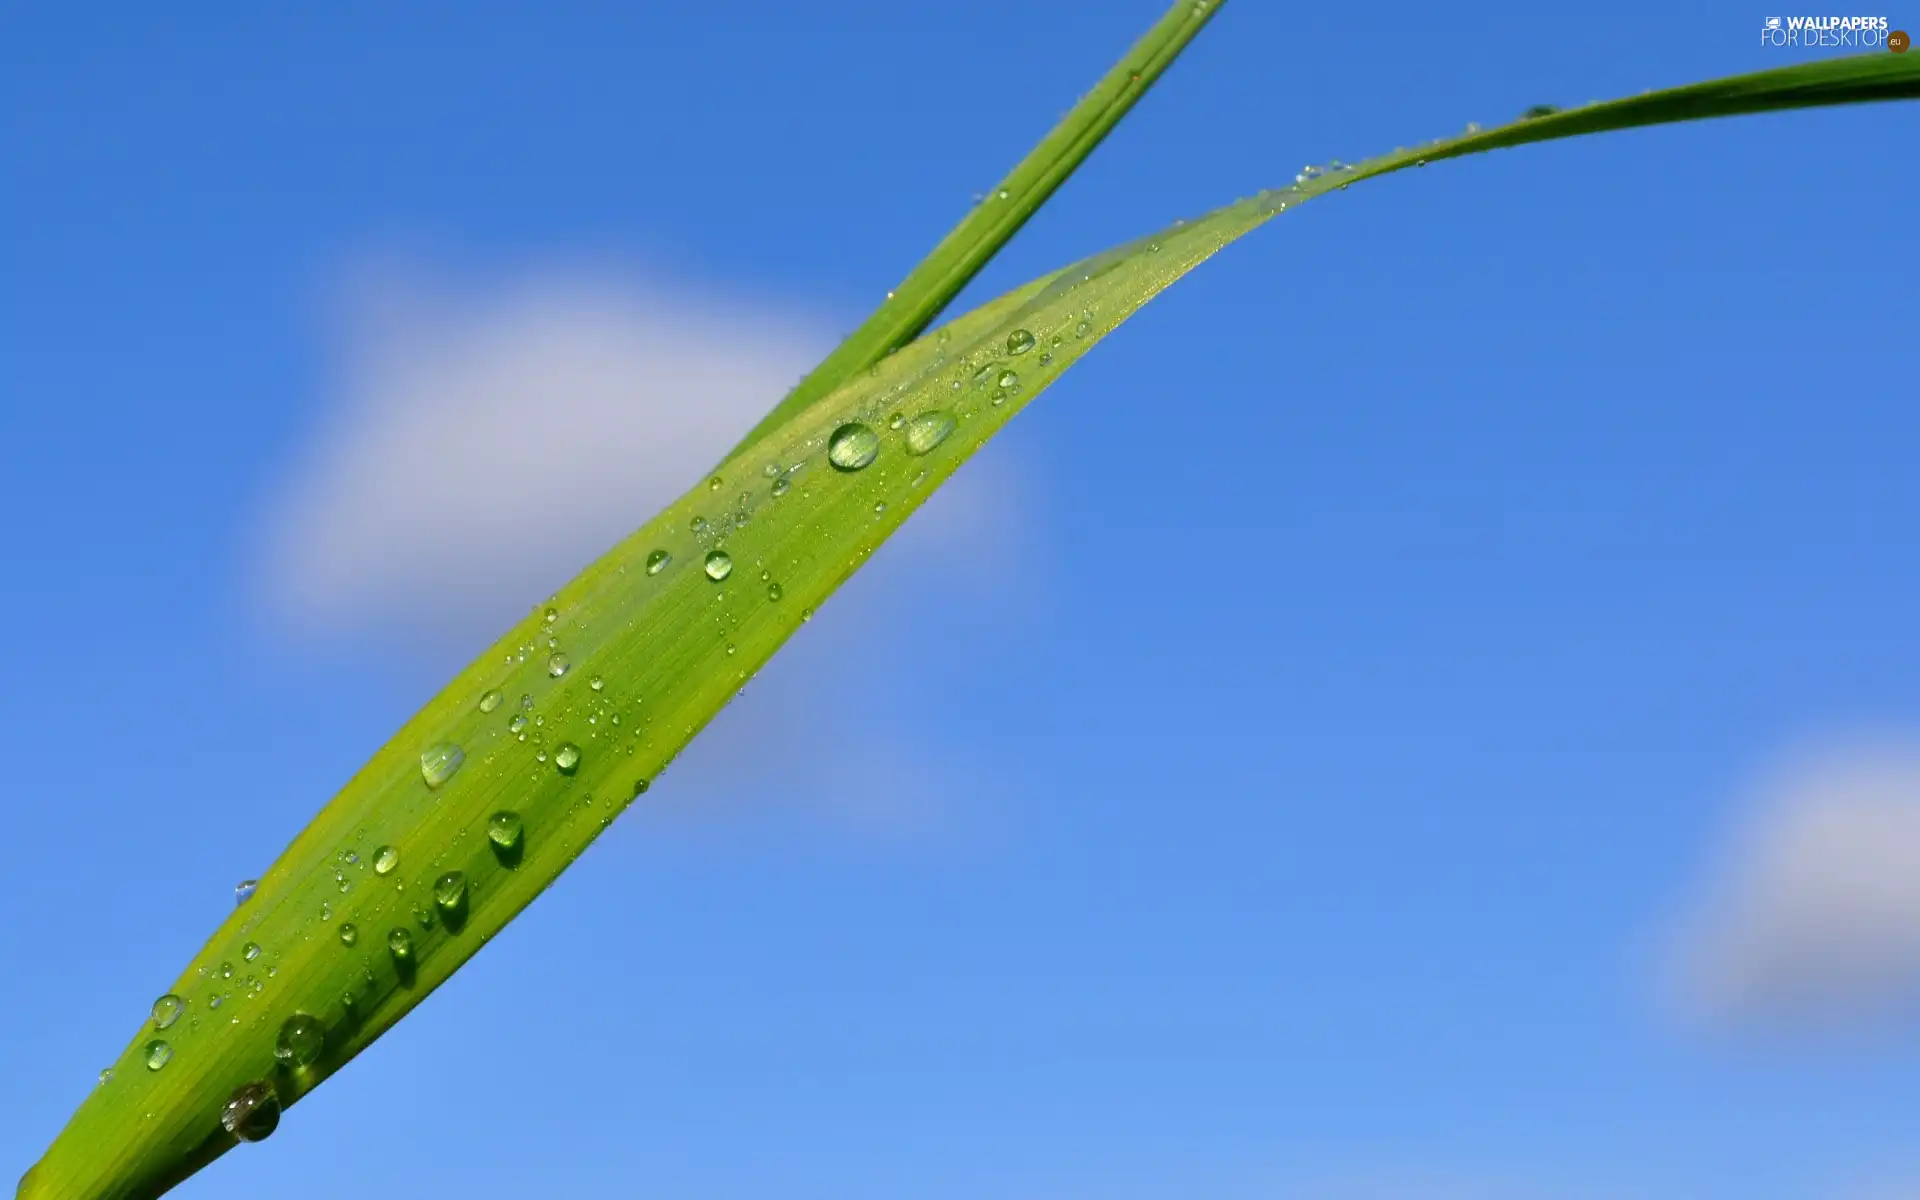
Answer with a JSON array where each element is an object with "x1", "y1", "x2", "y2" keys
[
  {"x1": 704, "y1": 550, "x2": 733, "y2": 581},
  {"x1": 632, "y1": 778, "x2": 651, "y2": 796},
  {"x1": 1006, "y1": 329, "x2": 1036, "y2": 355},
  {"x1": 827, "y1": 422, "x2": 880, "y2": 472},
  {"x1": 766, "y1": 582, "x2": 783, "y2": 601},
  {"x1": 97, "y1": 1068, "x2": 113, "y2": 1086},
  {"x1": 762, "y1": 462, "x2": 781, "y2": 478},
  {"x1": 509, "y1": 714, "x2": 528, "y2": 734},
  {"x1": 873, "y1": 501, "x2": 887, "y2": 514},
  {"x1": 707, "y1": 474, "x2": 723, "y2": 491},
  {"x1": 221, "y1": 1080, "x2": 281, "y2": 1143},
  {"x1": 547, "y1": 652, "x2": 571, "y2": 678},
  {"x1": 274, "y1": 1013, "x2": 326, "y2": 1067},
  {"x1": 372, "y1": 845, "x2": 399, "y2": 876},
  {"x1": 904, "y1": 410, "x2": 956, "y2": 455},
  {"x1": 420, "y1": 741, "x2": 465, "y2": 788},
  {"x1": 338, "y1": 923, "x2": 358, "y2": 947},
  {"x1": 644, "y1": 549, "x2": 672, "y2": 578},
  {"x1": 234, "y1": 879, "x2": 258, "y2": 906},
  {"x1": 487, "y1": 811, "x2": 524, "y2": 853},
  {"x1": 219, "y1": 962, "x2": 234, "y2": 980},
  {"x1": 1521, "y1": 103, "x2": 1560, "y2": 120},
  {"x1": 387, "y1": 928, "x2": 414, "y2": 960},
  {"x1": 997, "y1": 370, "x2": 1019, "y2": 390},
  {"x1": 1073, "y1": 320, "x2": 1091, "y2": 338},
  {"x1": 433, "y1": 871, "x2": 467, "y2": 916},
  {"x1": 589, "y1": 676, "x2": 604, "y2": 691},
  {"x1": 554, "y1": 742, "x2": 582, "y2": 774},
  {"x1": 242, "y1": 942, "x2": 261, "y2": 962},
  {"x1": 151, "y1": 994, "x2": 184, "y2": 1030},
  {"x1": 142, "y1": 1040, "x2": 172, "y2": 1071},
  {"x1": 771, "y1": 476, "x2": 791, "y2": 497},
  {"x1": 412, "y1": 903, "x2": 437, "y2": 930},
  {"x1": 479, "y1": 689, "x2": 503, "y2": 713},
  {"x1": 888, "y1": 411, "x2": 906, "y2": 430},
  {"x1": 543, "y1": 607, "x2": 559, "y2": 625}
]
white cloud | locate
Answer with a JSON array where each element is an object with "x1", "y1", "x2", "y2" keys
[
  {"x1": 255, "y1": 258, "x2": 1035, "y2": 839},
  {"x1": 1668, "y1": 737, "x2": 1920, "y2": 1026}
]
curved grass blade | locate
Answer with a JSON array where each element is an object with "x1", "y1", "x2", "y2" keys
[
  {"x1": 21, "y1": 48, "x2": 1918, "y2": 1200},
  {"x1": 724, "y1": 0, "x2": 1227, "y2": 458}
]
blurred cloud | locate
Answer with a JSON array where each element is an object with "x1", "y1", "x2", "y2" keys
[
  {"x1": 1667, "y1": 737, "x2": 1920, "y2": 1028},
  {"x1": 255, "y1": 257, "x2": 1035, "y2": 840}
]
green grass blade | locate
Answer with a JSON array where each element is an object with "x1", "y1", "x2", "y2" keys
[
  {"x1": 22, "y1": 48, "x2": 1917, "y2": 1200},
  {"x1": 723, "y1": 0, "x2": 1226, "y2": 458}
]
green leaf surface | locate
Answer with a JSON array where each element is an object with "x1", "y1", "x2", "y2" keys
[{"x1": 21, "y1": 47, "x2": 1918, "y2": 1200}]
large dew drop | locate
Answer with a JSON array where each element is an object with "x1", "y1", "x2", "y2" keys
[
  {"x1": 419, "y1": 742, "x2": 465, "y2": 789},
  {"x1": 234, "y1": 879, "x2": 258, "y2": 906},
  {"x1": 433, "y1": 871, "x2": 468, "y2": 916},
  {"x1": 387, "y1": 928, "x2": 414, "y2": 961},
  {"x1": 479, "y1": 689, "x2": 503, "y2": 714},
  {"x1": 827, "y1": 422, "x2": 880, "y2": 472},
  {"x1": 221, "y1": 1080, "x2": 281, "y2": 1143},
  {"x1": 274, "y1": 1013, "x2": 326, "y2": 1068},
  {"x1": 372, "y1": 845, "x2": 399, "y2": 876},
  {"x1": 904, "y1": 410, "x2": 956, "y2": 456},
  {"x1": 547, "y1": 652, "x2": 571, "y2": 678},
  {"x1": 704, "y1": 550, "x2": 733, "y2": 582},
  {"x1": 646, "y1": 549, "x2": 671, "y2": 576},
  {"x1": 151, "y1": 994, "x2": 184, "y2": 1031},
  {"x1": 1006, "y1": 328, "x2": 1036, "y2": 355},
  {"x1": 142, "y1": 1040, "x2": 172, "y2": 1072},
  {"x1": 487, "y1": 811, "x2": 524, "y2": 854},
  {"x1": 553, "y1": 742, "x2": 582, "y2": 774}
]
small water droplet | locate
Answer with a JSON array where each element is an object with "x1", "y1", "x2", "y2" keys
[
  {"x1": 487, "y1": 810, "x2": 524, "y2": 853},
  {"x1": 707, "y1": 474, "x2": 723, "y2": 491},
  {"x1": 766, "y1": 582, "x2": 783, "y2": 601},
  {"x1": 97, "y1": 1067, "x2": 113, "y2": 1086},
  {"x1": 219, "y1": 962, "x2": 234, "y2": 980},
  {"x1": 151, "y1": 994, "x2": 184, "y2": 1030},
  {"x1": 589, "y1": 676, "x2": 604, "y2": 692},
  {"x1": 888, "y1": 411, "x2": 906, "y2": 430},
  {"x1": 645, "y1": 549, "x2": 671, "y2": 576},
  {"x1": 242, "y1": 942, "x2": 261, "y2": 962},
  {"x1": 420, "y1": 742, "x2": 465, "y2": 788},
  {"x1": 275, "y1": 1014, "x2": 326, "y2": 1067},
  {"x1": 1520, "y1": 103, "x2": 1560, "y2": 120},
  {"x1": 903, "y1": 409, "x2": 957, "y2": 455},
  {"x1": 1073, "y1": 320, "x2": 1091, "y2": 338},
  {"x1": 1006, "y1": 329, "x2": 1036, "y2": 355},
  {"x1": 338, "y1": 923, "x2": 358, "y2": 947},
  {"x1": 479, "y1": 689, "x2": 503, "y2": 713},
  {"x1": 373, "y1": 845, "x2": 399, "y2": 876},
  {"x1": 234, "y1": 879, "x2": 258, "y2": 906},
  {"x1": 554, "y1": 742, "x2": 582, "y2": 774},
  {"x1": 543, "y1": 607, "x2": 559, "y2": 625},
  {"x1": 827, "y1": 423, "x2": 880, "y2": 472},
  {"x1": 546, "y1": 652, "x2": 571, "y2": 678},
  {"x1": 771, "y1": 476, "x2": 791, "y2": 497},
  {"x1": 388, "y1": 928, "x2": 414, "y2": 960},
  {"x1": 704, "y1": 550, "x2": 733, "y2": 581},
  {"x1": 873, "y1": 501, "x2": 887, "y2": 514},
  {"x1": 221, "y1": 1080, "x2": 281, "y2": 1143},
  {"x1": 509, "y1": 714, "x2": 528, "y2": 734},
  {"x1": 143, "y1": 1040, "x2": 172, "y2": 1071}
]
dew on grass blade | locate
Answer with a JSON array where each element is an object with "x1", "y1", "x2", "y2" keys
[
  {"x1": 646, "y1": 549, "x2": 671, "y2": 576},
  {"x1": 827, "y1": 423, "x2": 880, "y2": 472},
  {"x1": 478, "y1": 689, "x2": 503, "y2": 714},
  {"x1": 419, "y1": 742, "x2": 465, "y2": 789},
  {"x1": 1006, "y1": 328, "x2": 1036, "y2": 355},
  {"x1": 142, "y1": 1041, "x2": 171, "y2": 1072},
  {"x1": 150, "y1": 995, "x2": 183, "y2": 1031},
  {"x1": 487, "y1": 811, "x2": 523, "y2": 854},
  {"x1": 433, "y1": 872, "x2": 467, "y2": 917},
  {"x1": 220, "y1": 1081, "x2": 280, "y2": 1143},
  {"x1": 547, "y1": 652, "x2": 571, "y2": 678},
  {"x1": 904, "y1": 410, "x2": 956, "y2": 455},
  {"x1": 554, "y1": 743, "x2": 582, "y2": 775},
  {"x1": 234, "y1": 879, "x2": 258, "y2": 906},
  {"x1": 372, "y1": 846, "x2": 399, "y2": 876},
  {"x1": 704, "y1": 551, "x2": 733, "y2": 581},
  {"x1": 274, "y1": 1014, "x2": 326, "y2": 1068}
]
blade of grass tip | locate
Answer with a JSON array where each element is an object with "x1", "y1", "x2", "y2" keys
[
  {"x1": 724, "y1": 0, "x2": 1227, "y2": 458},
  {"x1": 22, "y1": 49, "x2": 1917, "y2": 1200}
]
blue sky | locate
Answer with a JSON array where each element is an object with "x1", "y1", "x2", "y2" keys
[{"x1": 4, "y1": 2, "x2": 1919, "y2": 1196}]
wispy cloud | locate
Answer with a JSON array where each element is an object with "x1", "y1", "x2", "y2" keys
[
  {"x1": 1667, "y1": 737, "x2": 1920, "y2": 1028},
  {"x1": 255, "y1": 258, "x2": 1035, "y2": 839}
]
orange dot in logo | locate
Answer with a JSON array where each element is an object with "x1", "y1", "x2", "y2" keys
[{"x1": 1891, "y1": 29, "x2": 1912, "y2": 52}]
